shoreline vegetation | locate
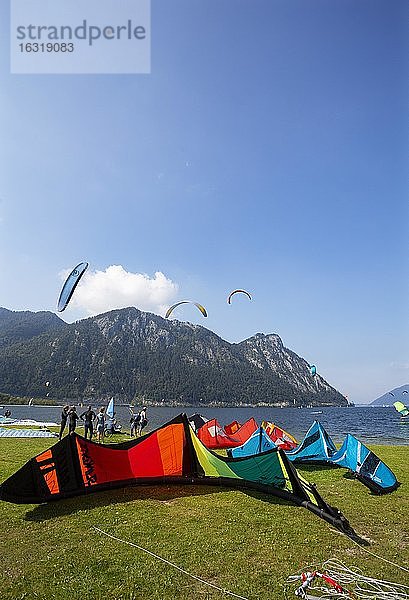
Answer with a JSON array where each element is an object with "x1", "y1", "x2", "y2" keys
[
  {"x1": 0, "y1": 391, "x2": 354, "y2": 409},
  {"x1": 0, "y1": 434, "x2": 407, "y2": 600},
  {"x1": 0, "y1": 392, "x2": 58, "y2": 406}
]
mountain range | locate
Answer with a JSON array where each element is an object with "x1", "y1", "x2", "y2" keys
[
  {"x1": 0, "y1": 306, "x2": 347, "y2": 407},
  {"x1": 370, "y1": 384, "x2": 409, "y2": 406}
]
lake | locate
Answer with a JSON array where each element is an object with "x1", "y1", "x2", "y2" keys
[{"x1": 1, "y1": 404, "x2": 408, "y2": 445}]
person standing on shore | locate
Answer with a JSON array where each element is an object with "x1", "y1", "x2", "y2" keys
[
  {"x1": 95, "y1": 406, "x2": 106, "y2": 443},
  {"x1": 68, "y1": 406, "x2": 80, "y2": 434},
  {"x1": 59, "y1": 405, "x2": 70, "y2": 440},
  {"x1": 80, "y1": 406, "x2": 96, "y2": 440},
  {"x1": 129, "y1": 413, "x2": 136, "y2": 437},
  {"x1": 136, "y1": 406, "x2": 148, "y2": 436}
]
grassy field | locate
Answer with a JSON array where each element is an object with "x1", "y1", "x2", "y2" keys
[{"x1": 0, "y1": 433, "x2": 408, "y2": 600}]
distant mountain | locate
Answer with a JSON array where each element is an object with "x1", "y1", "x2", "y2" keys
[
  {"x1": 370, "y1": 384, "x2": 409, "y2": 406},
  {"x1": 0, "y1": 307, "x2": 65, "y2": 349},
  {"x1": 0, "y1": 306, "x2": 347, "y2": 407}
]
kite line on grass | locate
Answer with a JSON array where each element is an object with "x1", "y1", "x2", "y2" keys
[{"x1": 93, "y1": 526, "x2": 250, "y2": 600}]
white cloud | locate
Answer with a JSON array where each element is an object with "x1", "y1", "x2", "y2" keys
[{"x1": 65, "y1": 265, "x2": 178, "y2": 317}]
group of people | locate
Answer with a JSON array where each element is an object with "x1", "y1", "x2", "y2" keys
[
  {"x1": 59, "y1": 405, "x2": 107, "y2": 442},
  {"x1": 130, "y1": 406, "x2": 148, "y2": 437},
  {"x1": 59, "y1": 405, "x2": 148, "y2": 442}
]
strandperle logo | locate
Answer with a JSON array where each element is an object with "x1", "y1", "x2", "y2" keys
[
  {"x1": 16, "y1": 20, "x2": 147, "y2": 46},
  {"x1": 10, "y1": 0, "x2": 150, "y2": 74}
]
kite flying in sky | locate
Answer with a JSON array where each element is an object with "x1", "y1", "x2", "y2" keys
[
  {"x1": 165, "y1": 301, "x2": 207, "y2": 319},
  {"x1": 227, "y1": 289, "x2": 252, "y2": 304},
  {"x1": 57, "y1": 262, "x2": 89, "y2": 312}
]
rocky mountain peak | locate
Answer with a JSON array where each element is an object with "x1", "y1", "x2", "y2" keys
[{"x1": 0, "y1": 306, "x2": 346, "y2": 407}]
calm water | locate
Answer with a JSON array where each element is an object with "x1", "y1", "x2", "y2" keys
[{"x1": 1, "y1": 405, "x2": 408, "y2": 445}]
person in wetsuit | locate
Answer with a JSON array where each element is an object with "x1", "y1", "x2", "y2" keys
[
  {"x1": 80, "y1": 406, "x2": 96, "y2": 440},
  {"x1": 68, "y1": 406, "x2": 80, "y2": 434},
  {"x1": 130, "y1": 412, "x2": 138, "y2": 437},
  {"x1": 59, "y1": 405, "x2": 70, "y2": 440},
  {"x1": 95, "y1": 406, "x2": 106, "y2": 443},
  {"x1": 136, "y1": 407, "x2": 148, "y2": 436}
]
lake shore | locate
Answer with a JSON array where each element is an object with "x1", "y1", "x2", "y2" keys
[{"x1": 2, "y1": 404, "x2": 408, "y2": 445}]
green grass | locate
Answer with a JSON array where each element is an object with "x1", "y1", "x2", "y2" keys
[{"x1": 0, "y1": 437, "x2": 408, "y2": 600}]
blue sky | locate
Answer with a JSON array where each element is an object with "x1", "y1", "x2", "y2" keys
[{"x1": 0, "y1": 0, "x2": 408, "y2": 403}]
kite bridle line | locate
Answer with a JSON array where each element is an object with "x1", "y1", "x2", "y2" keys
[
  {"x1": 93, "y1": 526, "x2": 250, "y2": 600},
  {"x1": 330, "y1": 527, "x2": 409, "y2": 574},
  {"x1": 289, "y1": 569, "x2": 355, "y2": 599},
  {"x1": 323, "y1": 559, "x2": 409, "y2": 600},
  {"x1": 287, "y1": 558, "x2": 409, "y2": 600},
  {"x1": 285, "y1": 515, "x2": 409, "y2": 600},
  {"x1": 286, "y1": 522, "x2": 409, "y2": 599}
]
